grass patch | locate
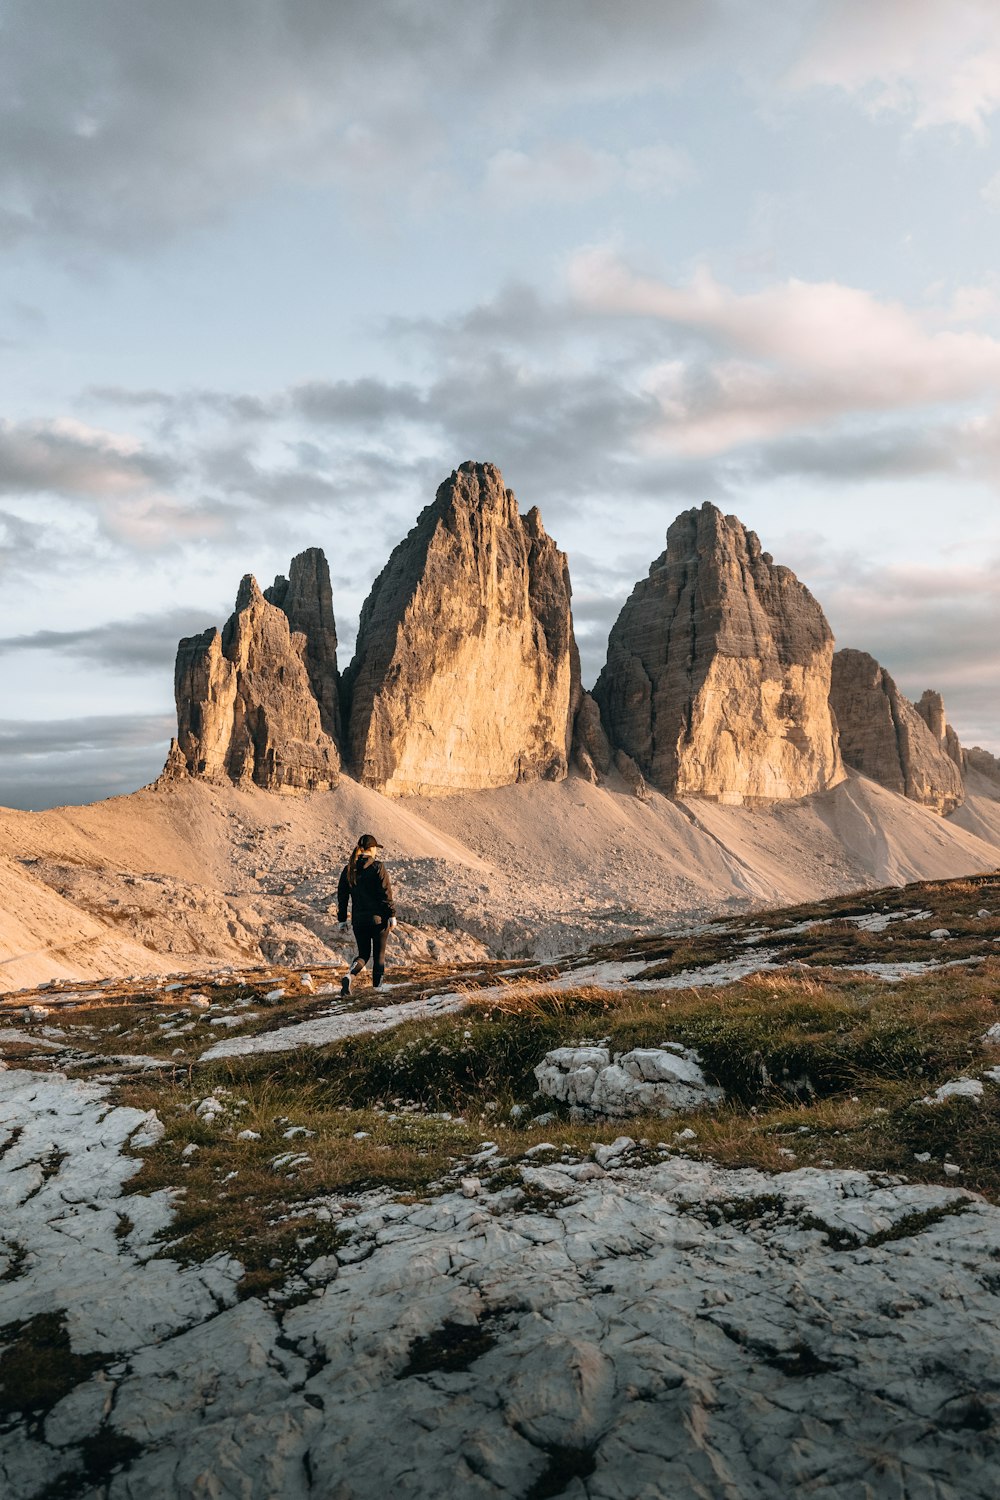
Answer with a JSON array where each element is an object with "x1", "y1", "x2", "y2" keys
[
  {"x1": 396, "y1": 1320, "x2": 498, "y2": 1378},
  {"x1": 0, "y1": 1313, "x2": 104, "y2": 1427}
]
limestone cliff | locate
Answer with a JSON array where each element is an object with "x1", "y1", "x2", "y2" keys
[
  {"x1": 592, "y1": 502, "x2": 843, "y2": 802},
  {"x1": 264, "y1": 548, "x2": 341, "y2": 742},
  {"x1": 343, "y1": 461, "x2": 580, "y2": 795},
  {"x1": 915, "y1": 690, "x2": 966, "y2": 772},
  {"x1": 965, "y1": 746, "x2": 1000, "y2": 785},
  {"x1": 830, "y1": 651, "x2": 964, "y2": 815},
  {"x1": 169, "y1": 562, "x2": 340, "y2": 792}
]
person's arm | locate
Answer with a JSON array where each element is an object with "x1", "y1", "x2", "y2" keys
[
  {"x1": 336, "y1": 865, "x2": 350, "y2": 925},
  {"x1": 377, "y1": 862, "x2": 396, "y2": 919}
]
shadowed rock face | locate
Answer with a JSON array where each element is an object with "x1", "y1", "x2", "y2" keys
[
  {"x1": 170, "y1": 564, "x2": 340, "y2": 792},
  {"x1": 265, "y1": 548, "x2": 340, "y2": 743},
  {"x1": 966, "y1": 746, "x2": 1000, "y2": 784},
  {"x1": 343, "y1": 461, "x2": 580, "y2": 795},
  {"x1": 916, "y1": 690, "x2": 966, "y2": 773},
  {"x1": 593, "y1": 502, "x2": 843, "y2": 802},
  {"x1": 830, "y1": 651, "x2": 964, "y2": 815}
]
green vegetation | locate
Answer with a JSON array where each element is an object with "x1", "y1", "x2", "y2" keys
[{"x1": 4, "y1": 872, "x2": 1000, "y2": 1288}]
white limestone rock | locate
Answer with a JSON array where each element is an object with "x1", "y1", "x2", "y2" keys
[
  {"x1": 922, "y1": 1077, "x2": 984, "y2": 1105},
  {"x1": 535, "y1": 1044, "x2": 724, "y2": 1117}
]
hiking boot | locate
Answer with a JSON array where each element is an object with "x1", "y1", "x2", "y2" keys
[{"x1": 340, "y1": 974, "x2": 351, "y2": 998}]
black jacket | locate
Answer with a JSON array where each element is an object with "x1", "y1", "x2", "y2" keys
[{"x1": 337, "y1": 855, "x2": 395, "y2": 926}]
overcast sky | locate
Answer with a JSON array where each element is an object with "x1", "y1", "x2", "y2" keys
[{"x1": 3, "y1": 0, "x2": 1000, "y2": 809}]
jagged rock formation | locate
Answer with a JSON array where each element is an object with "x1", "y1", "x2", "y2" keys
[
  {"x1": 593, "y1": 502, "x2": 843, "y2": 802},
  {"x1": 343, "y1": 461, "x2": 580, "y2": 795},
  {"x1": 916, "y1": 690, "x2": 966, "y2": 772},
  {"x1": 965, "y1": 746, "x2": 1000, "y2": 785},
  {"x1": 830, "y1": 651, "x2": 964, "y2": 815},
  {"x1": 169, "y1": 560, "x2": 340, "y2": 793},
  {"x1": 572, "y1": 692, "x2": 613, "y2": 784},
  {"x1": 264, "y1": 548, "x2": 341, "y2": 742}
]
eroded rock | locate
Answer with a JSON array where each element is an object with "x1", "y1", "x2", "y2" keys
[
  {"x1": 535, "y1": 1043, "x2": 724, "y2": 1116},
  {"x1": 343, "y1": 461, "x2": 580, "y2": 794},
  {"x1": 169, "y1": 563, "x2": 341, "y2": 792},
  {"x1": 593, "y1": 502, "x2": 844, "y2": 802},
  {"x1": 831, "y1": 650, "x2": 965, "y2": 815}
]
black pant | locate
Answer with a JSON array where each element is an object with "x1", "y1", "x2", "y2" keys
[{"x1": 351, "y1": 916, "x2": 390, "y2": 986}]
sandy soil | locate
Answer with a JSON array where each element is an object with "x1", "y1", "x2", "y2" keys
[{"x1": 1, "y1": 766, "x2": 998, "y2": 992}]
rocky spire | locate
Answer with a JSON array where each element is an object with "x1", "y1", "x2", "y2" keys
[
  {"x1": 915, "y1": 689, "x2": 965, "y2": 772},
  {"x1": 592, "y1": 502, "x2": 843, "y2": 801},
  {"x1": 342, "y1": 461, "x2": 581, "y2": 795},
  {"x1": 830, "y1": 650, "x2": 964, "y2": 815},
  {"x1": 264, "y1": 547, "x2": 341, "y2": 742},
  {"x1": 168, "y1": 557, "x2": 340, "y2": 792}
]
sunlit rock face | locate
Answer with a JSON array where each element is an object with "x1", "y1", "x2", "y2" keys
[
  {"x1": 343, "y1": 461, "x2": 580, "y2": 795},
  {"x1": 593, "y1": 502, "x2": 844, "y2": 803},
  {"x1": 916, "y1": 689, "x2": 966, "y2": 774},
  {"x1": 830, "y1": 650, "x2": 964, "y2": 816},
  {"x1": 170, "y1": 558, "x2": 341, "y2": 793}
]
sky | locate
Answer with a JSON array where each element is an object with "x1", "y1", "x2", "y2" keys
[{"x1": 2, "y1": 0, "x2": 1000, "y2": 810}]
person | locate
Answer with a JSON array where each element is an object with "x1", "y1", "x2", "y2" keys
[{"x1": 336, "y1": 833, "x2": 397, "y2": 995}]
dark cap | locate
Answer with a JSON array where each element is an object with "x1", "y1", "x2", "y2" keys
[{"x1": 357, "y1": 833, "x2": 380, "y2": 849}]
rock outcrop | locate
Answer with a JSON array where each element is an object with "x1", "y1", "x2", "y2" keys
[
  {"x1": 535, "y1": 1043, "x2": 724, "y2": 1117},
  {"x1": 965, "y1": 746, "x2": 1000, "y2": 785},
  {"x1": 830, "y1": 650, "x2": 964, "y2": 815},
  {"x1": 169, "y1": 558, "x2": 340, "y2": 792},
  {"x1": 343, "y1": 461, "x2": 580, "y2": 795},
  {"x1": 572, "y1": 691, "x2": 613, "y2": 784},
  {"x1": 264, "y1": 548, "x2": 341, "y2": 742},
  {"x1": 593, "y1": 502, "x2": 843, "y2": 802},
  {"x1": 916, "y1": 690, "x2": 966, "y2": 772}
]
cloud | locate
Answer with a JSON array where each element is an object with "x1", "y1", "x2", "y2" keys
[
  {"x1": 784, "y1": 0, "x2": 1000, "y2": 134},
  {"x1": 0, "y1": 0, "x2": 726, "y2": 252},
  {"x1": 0, "y1": 713, "x2": 173, "y2": 811},
  {"x1": 482, "y1": 140, "x2": 693, "y2": 207},
  {"x1": 0, "y1": 417, "x2": 177, "y2": 498},
  {"x1": 783, "y1": 545, "x2": 1000, "y2": 753},
  {"x1": 0, "y1": 607, "x2": 221, "y2": 673},
  {"x1": 570, "y1": 250, "x2": 1000, "y2": 453}
]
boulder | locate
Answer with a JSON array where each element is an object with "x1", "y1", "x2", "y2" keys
[
  {"x1": 593, "y1": 502, "x2": 843, "y2": 802},
  {"x1": 169, "y1": 570, "x2": 340, "y2": 792},
  {"x1": 830, "y1": 650, "x2": 964, "y2": 815},
  {"x1": 534, "y1": 1044, "x2": 724, "y2": 1117},
  {"x1": 343, "y1": 461, "x2": 580, "y2": 794}
]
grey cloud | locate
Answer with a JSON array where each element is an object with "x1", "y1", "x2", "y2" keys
[
  {"x1": 293, "y1": 378, "x2": 427, "y2": 429},
  {"x1": 0, "y1": 713, "x2": 173, "y2": 810},
  {"x1": 0, "y1": 0, "x2": 731, "y2": 253},
  {"x1": 743, "y1": 425, "x2": 961, "y2": 485},
  {"x1": 0, "y1": 419, "x2": 181, "y2": 498},
  {"x1": 0, "y1": 712, "x2": 174, "y2": 757},
  {"x1": 816, "y1": 555, "x2": 1000, "y2": 755},
  {"x1": 0, "y1": 607, "x2": 222, "y2": 673}
]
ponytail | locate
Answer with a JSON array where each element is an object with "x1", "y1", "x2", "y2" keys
[{"x1": 347, "y1": 833, "x2": 381, "y2": 887}]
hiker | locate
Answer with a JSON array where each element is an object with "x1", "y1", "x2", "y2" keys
[{"x1": 337, "y1": 833, "x2": 397, "y2": 995}]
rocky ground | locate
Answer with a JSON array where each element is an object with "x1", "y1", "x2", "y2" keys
[{"x1": 3, "y1": 875, "x2": 1000, "y2": 1496}]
